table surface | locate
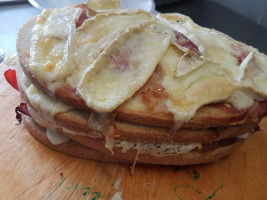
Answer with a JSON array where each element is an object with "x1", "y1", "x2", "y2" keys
[{"x1": 1, "y1": 63, "x2": 267, "y2": 199}]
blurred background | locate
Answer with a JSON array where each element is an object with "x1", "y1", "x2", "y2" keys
[
  {"x1": 156, "y1": 0, "x2": 267, "y2": 28},
  {"x1": 156, "y1": 0, "x2": 267, "y2": 54}
]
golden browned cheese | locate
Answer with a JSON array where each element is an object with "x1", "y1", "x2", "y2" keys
[{"x1": 27, "y1": 5, "x2": 267, "y2": 127}]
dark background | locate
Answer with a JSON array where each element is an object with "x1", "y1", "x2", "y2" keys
[{"x1": 155, "y1": 0, "x2": 267, "y2": 54}]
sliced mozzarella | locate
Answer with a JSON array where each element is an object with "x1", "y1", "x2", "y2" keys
[{"x1": 78, "y1": 21, "x2": 171, "y2": 112}]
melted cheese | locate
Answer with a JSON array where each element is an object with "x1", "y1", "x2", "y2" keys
[
  {"x1": 30, "y1": 7, "x2": 83, "y2": 93},
  {"x1": 46, "y1": 128, "x2": 69, "y2": 145},
  {"x1": 160, "y1": 45, "x2": 235, "y2": 126},
  {"x1": 156, "y1": 14, "x2": 205, "y2": 55},
  {"x1": 28, "y1": 7, "x2": 267, "y2": 126},
  {"x1": 175, "y1": 51, "x2": 205, "y2": 77},
  {"x1": 66, "y1": 10, "x2": 153, "y2": 87},
  {"x1": 30, "y1": 9, "x2": 153, "y2": 92},
  {"x1": 156, "y1": 14, "x2": 267, "y2": 125},
  {"x1": 237, "y1": 132, "x2": 250, "y2": 139},
  {"x1": 78, "y1": 21, "x2": 171, "y2": 112},
  {"x1": 241, "y1": 52, "x2": 267, "y2": 98},
  {"x1": 86, "y1": 0, "x2": 120, "y2": 10},
  {"x1": 226, "y1": 90, "x2": 255, "y2": 109},
  {"x1": 116, "y1": 140, "x2": 201, "y2": 155},
  {"x1": 26, "y1": 84, "x2": 72, "y2": 117}
]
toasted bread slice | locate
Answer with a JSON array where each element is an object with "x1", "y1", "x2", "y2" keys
[
  {"x1": 17, "y1": 17, "x2": 267, "y2": 129},
  {"x1": 24, "y1": 115, "x2": 245, "y2": 165},
  {"x1": 17, "y1": 67, "x2": 259, "y2": 145},
  {"x1": 23, "y1": 115, "x2": 130, "y2": 163}
]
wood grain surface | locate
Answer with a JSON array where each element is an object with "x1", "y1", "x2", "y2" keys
[{"x1": 1, "y1": 64, "x2": 267, "y2": 200}]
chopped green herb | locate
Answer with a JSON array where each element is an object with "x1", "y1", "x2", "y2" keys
[
  {"x1": 174, "y1": 184, "x2": 201, "y2": 200},
  {"x1": 186, "y1": 168, "x2": 200, "y2": 180},
  {"x1": 205, "y1": 184, "x2": 224, "y2": 200}
]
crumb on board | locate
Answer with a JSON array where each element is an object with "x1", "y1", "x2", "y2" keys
[
  {"x1": 111, "y1": 191, "x2": 122, "y2": 200},
  {"x1": 114, "y1": 178, "x2": 121, "y2": 190}
]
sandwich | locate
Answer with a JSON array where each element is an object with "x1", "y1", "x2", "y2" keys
[{"x1": 5, "y1": 0, "x2": 267, "y2": 166}]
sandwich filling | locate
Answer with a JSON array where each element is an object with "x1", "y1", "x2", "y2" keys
[{"x1": 18, "y1": 67, "x2": 255, "y2": 155}]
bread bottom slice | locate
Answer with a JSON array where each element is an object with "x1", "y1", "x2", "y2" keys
[
  {"x1": 23, "y1": 115, "x2": 130, "y2": 163},
  {"x1": 23, "y1": 115, "x2": 244, "y2": 165}
]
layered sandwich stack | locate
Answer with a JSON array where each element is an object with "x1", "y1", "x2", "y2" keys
[{"x1": 10, "y1": 0, "x2": 267, "y2": 165}]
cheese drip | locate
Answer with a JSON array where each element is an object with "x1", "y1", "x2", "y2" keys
[
  {"x1": 26, "y1": 84, "x2": 72, "y2": 117},
  {"x1": 46, "y1": 128, "x2": 69, "y2": 145}
]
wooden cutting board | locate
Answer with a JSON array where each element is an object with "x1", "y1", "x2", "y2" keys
[{"x1": 1, "y1": 64, "x2": 267, "y2": 200}]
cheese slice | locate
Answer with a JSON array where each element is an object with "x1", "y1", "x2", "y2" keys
[
  {"x1": 29, "y1": 8, "x2": 153, "y2": 92},
  {"x1": 29, "y1": 7, "x2": 83, "y2": 93},
  {"x1": 66, "y1": 10, "x2": 153, "y2": 87},
  {"x1": 78, "y1": 21, "x2": 172, "y2": 112},
  {"x1": 86, "y1": 0, "x2": 120, "y2": 10},
  {"x1": 160, "y1": 45, "x2": 236, "y2": 127}
]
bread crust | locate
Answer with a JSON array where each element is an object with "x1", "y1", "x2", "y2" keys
[
  {"x1": 17, "y1": 18, "x2": 267, "y2": 129},
  {"x1": 23, "y1": 115, "x2": 130, "y2": 163},
  {"x1": 24, "y1": 115, "x2": 244, "y2": 165},
  {"x1": 16, "y1": 65, "x2": 259, "y2": 145}
]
